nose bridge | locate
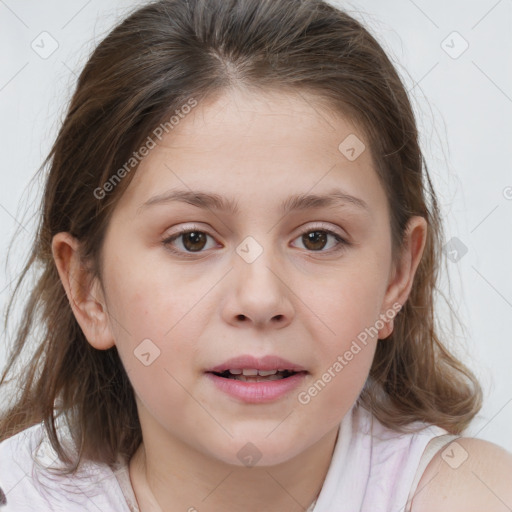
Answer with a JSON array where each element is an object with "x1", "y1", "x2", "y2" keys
[
  {"x1": 235, "y1": 233, "x2": 283, "y2": 294},
  {"x1": 223, "y1": 233, "x2": 294, "y2": 327}
]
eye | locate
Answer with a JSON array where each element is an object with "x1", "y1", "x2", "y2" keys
[
  {"x1": 162, "y1": 226, "x2": 217, "y2": 255},
  {"x1": 162, "y1": 224, "x2": 349, "y2": 257},
  {"x1": 291, "y1": 226, "x2": 349, "y2": 253}
]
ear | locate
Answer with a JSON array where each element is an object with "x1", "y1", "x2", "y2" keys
[
  {"x1": 51, "y1": 232, "x2": 115, "y2": 350},
  {"x1": 378, "y1": 216, "x2": 428, "y2": 339}
]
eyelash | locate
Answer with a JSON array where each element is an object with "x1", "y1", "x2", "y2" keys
[{"x1": 162, "y1": 224, "x2": 350, "y2": 257}]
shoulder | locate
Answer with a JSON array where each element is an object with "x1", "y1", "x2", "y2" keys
[
  {"x1": 411, "y1": 437, "x2": 512, "y2": 512},
  {"x1": 0, "y1": 423, "x2": 48, "y2": 510},
  {"x1": 0, "y1": 422, "x2": 128, "y2": 511}
]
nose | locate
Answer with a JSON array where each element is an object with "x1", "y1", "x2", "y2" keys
[{"x1": 221, "y1": 246, "x2": 294, "y2": 330}]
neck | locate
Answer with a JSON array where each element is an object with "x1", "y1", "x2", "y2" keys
[{"x1": 129, "y1": 422, "x2": 340, "y2": 512}]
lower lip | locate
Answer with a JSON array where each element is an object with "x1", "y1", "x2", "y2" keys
[{"x1": 205, "y1": 372, "x2": 307, "y2": 403}]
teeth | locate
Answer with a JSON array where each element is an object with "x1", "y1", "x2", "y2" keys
[
  {"x1": 257, "y1": 370, "x2": 278, "y2": 376},
  {"x1": 227, "y1": 369, "x2": 282, "y2": 376},
  {"x1": 230, "y1": 374, "x2": 283, "y2": 382}
]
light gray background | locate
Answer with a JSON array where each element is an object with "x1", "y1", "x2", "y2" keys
[{"x1": 1, "y1": 0, "x2": 511, "y2": 451}]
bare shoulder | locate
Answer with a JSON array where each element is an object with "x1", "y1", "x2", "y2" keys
[{"x1": 411, "y1": 437, "x2": 512, "y2": 512}]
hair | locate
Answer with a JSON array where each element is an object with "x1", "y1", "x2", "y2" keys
[{"x1": 0, "y1": 0, "x2": 482, "y2": 474}]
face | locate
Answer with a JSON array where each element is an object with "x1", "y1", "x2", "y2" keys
[{"x1": 66, "y1": 88, "x2": 420, "y2": 467}]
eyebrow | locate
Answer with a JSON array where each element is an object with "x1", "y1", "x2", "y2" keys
[{"x1": 138, "y1": 188, "x2": 370, "y2": 216}]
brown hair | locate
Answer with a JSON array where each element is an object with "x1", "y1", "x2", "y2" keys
[{"x1": 0, "y1": 0, "x2": 482, "y2": 473}]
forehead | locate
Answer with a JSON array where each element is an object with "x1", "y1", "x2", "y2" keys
[{"x1": 115, "y1": 87, "x2": 387, "y2": 218}]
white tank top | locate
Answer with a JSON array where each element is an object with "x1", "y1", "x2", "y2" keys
[{"x1": 0, "y1": 404, "x2": 459, "y2": 511}]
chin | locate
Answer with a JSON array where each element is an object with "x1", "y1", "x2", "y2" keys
[{"x1": 203, "y1": 432, "x2": 308, "y2": 469}]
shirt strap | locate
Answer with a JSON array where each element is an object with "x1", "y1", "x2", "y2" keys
[
  {"x1": 405, "y1": 433, "x2": 461, "y2": 512},
  {"x1": 113, "y1": 460, "x2": 140, "y2": 512}
]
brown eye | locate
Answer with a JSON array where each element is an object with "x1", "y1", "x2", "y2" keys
[
  {"x1": 302, "y1": 231, "x2": 328, "y2": 251},
  {"x1": 292, "y1": 228, "x2": 347, "y2": 253},
  {"x1": 163, "y1": 229, "x2": 215, "y2": 254},
  {"x1": 180, "y1": 231, "x2": 208, "y2": 252}
]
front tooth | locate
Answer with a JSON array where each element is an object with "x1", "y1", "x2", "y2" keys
[
  {"x1": 228, "y1": 369, "x2": 243, "y2": 375},
  {"x1": 242, "y1": 369, "x2": 259, "y2": 376},
  {"x1": 258, "y1": 370, "x2": 278, "y2": 376}
]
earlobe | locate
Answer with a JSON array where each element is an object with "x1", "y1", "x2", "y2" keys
[
  {"x1": 379, "y1": 216, "x2": 428, "y2": 334},
  {"x1": 378, "y1": 319, "x2": 394, "y2": 340},
  {"x1": 51, "y1": 232, "x2": 115, "y2": 350}
]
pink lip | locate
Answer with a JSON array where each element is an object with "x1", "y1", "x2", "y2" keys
[
  {"x1": 205, "y1": 371, "x2": 307, "y2": 403},
  {"x1": 206, "y1": 354, "x2": 306, "y2": 373}
]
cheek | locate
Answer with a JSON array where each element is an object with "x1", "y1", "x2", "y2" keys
[
  {"x1": 102, "y1": 236, "x2": 209, "y2": 338},
  {"x1": 294, "y1": 319, "x2": 377, "y2": 438},
  {"x1": 295, "y1": 260, "x2": 387, "y2": 415},
  {"x1": 102, "y1": 261, "x2": 229, "y2": 425},
  {"x1": 108, "y1": 277, "x2": 205, "y2": 369},
  {"x1": 106, "y1": 270, "x2": 206, "y2": 425},
  {"x1": 311, "y1": 260, "x2": 388, "y2": 347}
]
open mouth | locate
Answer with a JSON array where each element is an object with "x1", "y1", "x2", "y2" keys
[
  {"x1": 205, "y1": 365, "x2": 308, "y2": 402},
  {"x1": 210, "y1": 369, "x2": 303, "y2": 382}
]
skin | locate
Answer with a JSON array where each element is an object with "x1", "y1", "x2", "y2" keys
[
  {"x1": 412, "y1": 437, "x2": 512, "y2": 511},
  {"x1": 51, "y1": 88, "x2": 512, "y2": 511}
]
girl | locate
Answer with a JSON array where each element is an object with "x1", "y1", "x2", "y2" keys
[{"x1": 1, "y1": 0, "x2": 511, "y2": 510}]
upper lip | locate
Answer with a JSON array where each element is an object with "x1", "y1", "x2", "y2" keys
[{"x1": 207, "y1": 355, "x2": 307, "y2": 373}]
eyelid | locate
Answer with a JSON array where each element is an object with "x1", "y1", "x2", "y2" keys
[
  {"x1": 294, "y1": 221, "x2": 347, "y2": 240},
  {"x1": 161, "y1": 224, "x2": 215, "y2": 249}
]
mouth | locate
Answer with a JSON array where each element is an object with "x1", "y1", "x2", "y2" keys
[
  {"x1": 204, "y1": 355, "x2": 308, "y2": 403},
  {"x1": 205, "y1": 354, "x2": 307, "y2": 379},
  {"x1": 208, "y1": 368, "x2": 306, "y2": 382}
]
